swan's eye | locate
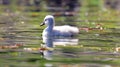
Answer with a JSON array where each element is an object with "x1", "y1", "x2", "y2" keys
[{"x1": 44, "y1": 19, "x2": 47, "y2": 21}]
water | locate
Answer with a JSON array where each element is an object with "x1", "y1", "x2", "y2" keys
[{"x1": 0, "y1": 11, "x2": 120, "y2": 67}]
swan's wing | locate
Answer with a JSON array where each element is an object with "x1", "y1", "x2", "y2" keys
[
  {"x1": 67, "y1": 26, "x2": 79, "y2": 34},
  {"x1": 53, "y1": 25, "x2": 79, "y2": 37}
]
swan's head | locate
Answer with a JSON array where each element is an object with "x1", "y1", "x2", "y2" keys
[{"x1": 40, "y1": 15, "x2": 55, "y2": 26}]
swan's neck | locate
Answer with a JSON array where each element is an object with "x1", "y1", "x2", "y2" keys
[
  {"x1": 44, "y1": 25, "x2": 53, "y2": 38},
  {"x1": 47, "y1": 25, "x2": 53, "y2": 32},
  {"x1": 46, "y1": 20, "x2": 54, "y2": 32}
]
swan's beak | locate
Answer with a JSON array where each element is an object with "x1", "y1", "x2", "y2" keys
[{"x1": 40, "y1": 22, "x2": 45, "y2": 26}]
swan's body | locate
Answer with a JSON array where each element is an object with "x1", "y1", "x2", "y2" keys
[
  {"x1": 41, "y1": 15, "x2": 79, "y2": 39},
  {"x1": 40, "y1": 15, "x2": 79, "y2": 48}
]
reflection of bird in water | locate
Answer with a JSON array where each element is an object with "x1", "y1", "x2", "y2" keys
[
  {"x1": 40, "y1": 15, "x2": 79, "y2": 59},
  {"x1": 40, "y1": 15, "x2": 102, "y2": 60}
]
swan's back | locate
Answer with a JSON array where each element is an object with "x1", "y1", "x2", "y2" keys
[{"x1": 53, "y1": 25, "x2": 79, "y2": 37}]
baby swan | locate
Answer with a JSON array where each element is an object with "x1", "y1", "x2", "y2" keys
[{"x1": 40, "y1": 15, "x2": 79, "y2": 38}]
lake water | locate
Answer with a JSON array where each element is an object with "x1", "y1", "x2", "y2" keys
[{"x1": 0, "y1": 10, "x2": 120, "y2": 67}]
